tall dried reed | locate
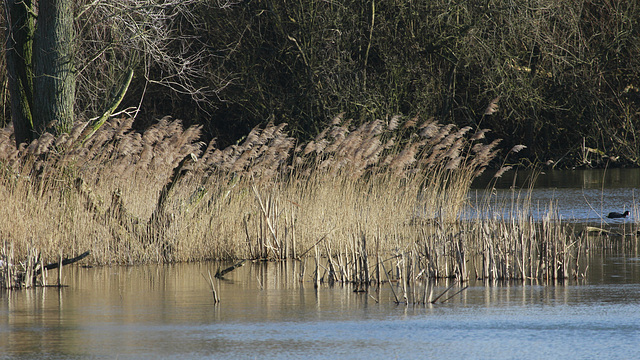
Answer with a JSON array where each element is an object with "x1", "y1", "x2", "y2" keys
[{"x1": 0, "y1": 113, "x2": 589, "y2": 288}]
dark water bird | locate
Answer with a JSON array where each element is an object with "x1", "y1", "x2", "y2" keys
[{"x1": 607, "y1": 211, "x2": 630, "y2": 219}]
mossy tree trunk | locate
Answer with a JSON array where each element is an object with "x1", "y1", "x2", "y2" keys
[
  {"x1": 4, "y1": 0, "x2": 75, "y2": 146},
  {"x1": 4, "y1": 0, "x2": 36, "y2": 145},
  {"x1": 33, "y1": 0, "x2": 75, "y2": 136}
]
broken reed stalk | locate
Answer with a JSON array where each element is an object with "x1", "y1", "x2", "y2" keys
[
  {"x1": 440, "y1": 285, "x2": 469, "y2": 303},
  {"x1": 203, "y1": 270, "x2": 220, "y2": 304},
  {"x1": 298, "y1": 229, "x2": 334, "y2": 259},
  {"x1": 251, "y1": 184, "x2": 280, "y2": 258},
  {"x1": 431, "y1": 283, "x2": 456, "y2": 303},
  {"x1": 358, "y1": 231, "x2": 370, "y2": 287},
  {"x1": 400, "y1": 252, "x2": 408, "y2": 303},
  {"x1": 379, "y1": 259, "x2": 400, "y2": 304},
  {"x1": 314, "y1": 244, "x2": 321, "y2": 288},
  {"x1": 324, "y1": 241, "x2": 338, "y2": 284},
  {"x1": 57, "y1": 252, "x2": 63, "y2": 286},
  {"x1": 423, "y1": 279, "x2": 433, "y2": 304}
]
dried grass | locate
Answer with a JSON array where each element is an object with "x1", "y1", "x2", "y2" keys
[{"x1": 0, "y1": 114, "x2": 586, "y2": 287}]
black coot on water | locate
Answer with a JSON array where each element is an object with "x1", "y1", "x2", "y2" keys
[{"x1": 607, "y1": 211, "x2": 630, "y2": 219}]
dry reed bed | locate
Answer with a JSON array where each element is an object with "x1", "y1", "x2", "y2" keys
[{"x1": 0, "y1": 114, "x2": 596, "y2": 288}]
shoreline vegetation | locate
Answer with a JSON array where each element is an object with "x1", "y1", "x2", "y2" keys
[{"x1": 2, "y1": 113, "x2": 636, "y2": 290}]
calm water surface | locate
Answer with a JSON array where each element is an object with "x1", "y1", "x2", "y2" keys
[
  {"x1": 1, "y1": 258, "x2": 640, "y2": 359},
  {"x1": 471, "y1": 168, "x2": 640, "y2": 223},
  {"x1": 2, "y1": 169, "x2": 640, "y2": 359}
]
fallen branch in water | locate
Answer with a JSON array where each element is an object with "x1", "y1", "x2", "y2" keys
[
  {"x1": 37, "y1": 251, "x2": 91, "y2": 274},
  {"x1": 1, "y1": 250, "x2": 91, "y2": 289},
  {"x1": 215, "y1": 260, "x2": 246, "y2": 278}
]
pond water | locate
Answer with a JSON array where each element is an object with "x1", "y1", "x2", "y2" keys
[
  {"x1": 1, "y1": 255, "x2": 640, "y2": 360},
  {"x1": 470, "y1": 168, "x2": 640, "y2": 224},
  {"x1": 2, "y1": 169, "x2": 640, "y2": 359}
]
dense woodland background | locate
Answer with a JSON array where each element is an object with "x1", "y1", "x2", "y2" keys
[{"x1": 2, "y1": 0, "x2": 639, "y2": 168}]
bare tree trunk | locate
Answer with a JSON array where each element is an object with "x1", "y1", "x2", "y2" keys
[
  {"x1": 33, "y1": 0, "x2": 75, "y2": 135},
  {"x1": 4, "y1": 0, "x2": 36, "y2": 146}
]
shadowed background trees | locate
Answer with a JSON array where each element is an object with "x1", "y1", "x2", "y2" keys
[{"x1": 3, "y1": 0, "x2": 640, "y2": 167}]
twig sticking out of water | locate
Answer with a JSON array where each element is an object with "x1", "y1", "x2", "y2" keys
[
  {"x1": 297, "y1": 229, "x2": 334, "y2": 259},
  {"x1": 203, "y1": 270, "x2": 220, "y2": 304},
  {"x1": 57, "y1": 253, "x2": 63, "y2": 286},
  {"x1": 431, "y1": 283, "x2": 456, "y2": 303},
  {"x1": 380, "y1": 260, "x2": 400, "y2": 303},
  {"x1": 314, "y1": 245, "x2": 321, "y2": 288},
  {"x1": 440, "y1": 285, "x2": 469, "y2": 303}
]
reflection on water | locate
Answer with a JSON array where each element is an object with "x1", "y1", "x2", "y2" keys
[{"x1": 1, "y1": 253, "x2": 640, "y2": 359}]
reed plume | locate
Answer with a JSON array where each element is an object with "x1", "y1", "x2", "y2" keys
[
  {"x1": 484, "y1": 96, "x2": 500, "y2": 115},
  {"x1": 0, "y1": 113, "x2": 535, "y2": 283}
]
